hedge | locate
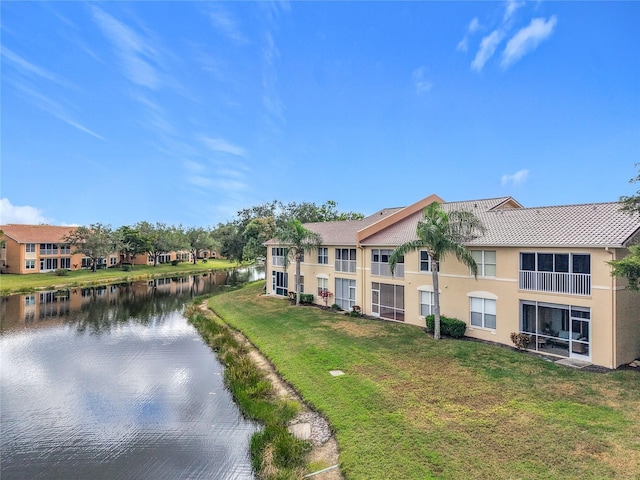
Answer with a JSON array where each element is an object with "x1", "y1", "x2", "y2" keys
[{"x1": 424, "y1": 314, "x2": 467, "y2": 338}]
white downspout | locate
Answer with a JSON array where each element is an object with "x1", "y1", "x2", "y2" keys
[{"x1": 606, "y1": 246, "x2": 616, "y2": 369}]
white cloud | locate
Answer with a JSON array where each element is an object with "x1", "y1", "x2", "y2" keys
[
  {"x1": 504, "y1": 0, "x2": 525, "y2": 22},
  {"x1": 501, "y1": 16, "x2": 557, "y2": 68},
  {"x1": 12, "y1": 83, "x2": 104, "y2": 140},
  {"x1": 90, "y1": 6, "x2": 161, "y2": 89},
  {"x1": 200, "y1": 136, "x2": 247, "y2": 157},
  {"x1": 1, "y1": 47, "x2": 69, "y2": 87},
  {"x1": 501, "y1": 169, "x2": 529, "y2": 186},
  {"x1": 471, "y1": 30, "x2": 504, "y2": 71},
  {"x1": 412, "y1": 66, "x2": 433, "y2": 95},
  {"x1": 0, "y1": 199, "x2": 51, "y2": 224},
  {"x1": 457, "y1": 17, "x2": 481, "y2": 52},
  {"x1": 206, "y1": 4, "x2": 248, "y2": 45}
]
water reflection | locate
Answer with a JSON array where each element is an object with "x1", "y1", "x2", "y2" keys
[
  {"x1": 1, "y1": 267, "x2": 264, "y2": 334},
  {"x1": 0, "y1": 267, "x2": 264, "y2": 480}
]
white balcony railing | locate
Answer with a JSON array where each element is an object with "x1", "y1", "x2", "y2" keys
[
  {"x1": 335, "y1": 260, "x2": 356, "y2": 273},
  {"x1": 371, "y1": 262, "x2": 404, "y2": 278},
  {"x1": 519, "y1": 271, "x2": 591, "y2": 296}
]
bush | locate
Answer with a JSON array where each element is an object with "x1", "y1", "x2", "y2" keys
[
  {"x1": 510, "y1": 332, "x2": 531, "y2": 350},
  {"x1": 330, "y1": 303, "x2": 342, "y2": 311},
  {"x1": 54, "y1": 269, "x2": 69, "y2": 276},
  {"x1": 299, "y1": 293, "x2": 314, "y2": 304},
  {"x1": 171, "y1": 259, "x2": 180, "y2": 266},
  {"x1": 121, "y1": 264, "x2": 133, "y2": 272},
  {"x1": 425, "y1": 314, "x2": 467, "y2": 338}
]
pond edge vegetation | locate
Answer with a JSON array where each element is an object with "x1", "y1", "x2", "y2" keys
[{"x1": 186, "y1": 295, "x2": 327, "y2": 480}]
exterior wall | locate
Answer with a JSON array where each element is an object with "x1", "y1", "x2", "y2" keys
[
  {"x1": 2, "y1": 237, "x2": 24, "y2": 274},
  {"x1": 612, "y1": 247, "x2": 640, "y2": 367},
  {"x1": 268, "y1": 239, "x2": 634, "y2": 369}
]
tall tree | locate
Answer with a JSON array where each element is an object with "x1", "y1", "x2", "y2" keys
[
  {"x1": 389, "y1": 202, "x2": 486, "y2": 340},
  {"x1": 211, "y1": 222, "x2": 244, "y2": 263},
  {"x1": 275, "y1": 219, "x2": 323, "y2": 305},
  {"x1": 64, "y1": 223, "x2": 120, "y2": 272},
  {"x1": 610, "y1": 165, "x2": 640, "y2": 291},
  {"x1": 117, "y1": 225, "x2": 151, "y2": 267},
  {"x1": 242, "y1": 216, "x2": 277, "y2": 262},
  {"x1": 185, "y1": 226, "x2": 216, "y2": 264},
  {"x1": 619, "y1": 163, "x2": 640, "y2": 215}
]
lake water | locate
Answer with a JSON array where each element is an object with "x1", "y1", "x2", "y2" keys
[{"x1": 0, "y1": 268, "x2": 264, "y2": 480}]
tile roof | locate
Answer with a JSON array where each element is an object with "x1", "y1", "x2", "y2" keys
[
  {"x1": 359, "y1": 198, "x2": 640, "y2": 248},
  {"x1": 264, "y1": 208, "x2": 404, "y2": 246},
  {"x1": 1, "y1": 224, "x2": 78, "y2": 243}
]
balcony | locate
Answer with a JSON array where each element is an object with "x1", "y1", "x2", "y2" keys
[
  {"x1": 371, "y1": 262, "x2": 404, "y2": 278},
  {"x1": 335, "y1": 260, "x2": 356, "y2": 273},
  {"x1": 519, "y1": 270, "x2": 591, "y2": 296}
]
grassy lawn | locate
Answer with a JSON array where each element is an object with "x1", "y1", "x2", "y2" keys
[
  {"x1": 208, "y1": 281, "x2": 640, "y2": 480},
  {"x1": 0, "y1": 259, "x2": 242, "y2": 295}
]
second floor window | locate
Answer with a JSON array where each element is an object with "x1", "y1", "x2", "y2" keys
[
  {"x1": 372, "y1": 249, "x2": 403, "y2": 278},
  {"x1": 335, "y1": 248, "x2": 356, "y2": 273},
  {"x1": 317, "y1": 247, "x2": 328, "y2": 264},
  {"x1": 471, "y1": 250, "x2": 496, "y2": 277},
  {"x1": 26, "y1": 243, "x2": 36, "y2": 253},
  {"x1": 272, "y1": 247, "x2": 286, "y2": 266},
  {"x1": 519, "y1": 252, "x2": 591, "y2": 296}
]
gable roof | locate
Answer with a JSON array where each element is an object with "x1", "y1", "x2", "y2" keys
[
  {"x1": 264, "y1": 207, "x2": 404, "y2": 246},
  {"x1": 0, "y1": 224, "x2": 78, "y2": 244},
  {"x1": 359, "y1": 197, "x2": 640, "y2": 248}
]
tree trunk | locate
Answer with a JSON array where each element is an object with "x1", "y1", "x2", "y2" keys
[
  {"x1": 432, "y1": 258, "x2": 441, "y2": 340},
  {"x1": 295, "y1": 253, "x2": 301, "y2": 306}
]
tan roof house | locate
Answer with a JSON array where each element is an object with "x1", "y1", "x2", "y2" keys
[{"x1": 265, "y1": 194, "x2": 640, "y2": 369}]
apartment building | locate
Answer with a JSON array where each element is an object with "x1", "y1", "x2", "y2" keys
[{"x1": 265, "y1": 194, "x2": 640, "y2": 369}]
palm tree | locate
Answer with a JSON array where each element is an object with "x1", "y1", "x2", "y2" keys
[
  {"x1": 275, "y1": 219, "x2": 323, "y2": 305},
  {"x1": 389, "y1": 202, "x2": 486, "y2": 340}
]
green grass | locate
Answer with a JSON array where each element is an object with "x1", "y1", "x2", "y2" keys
[
  {"x1": 0, "y1": 259, "x2": 242, "y2": 295},
  {"x1": 208, "y1": 281, "x2": 640, "y2": 480}
]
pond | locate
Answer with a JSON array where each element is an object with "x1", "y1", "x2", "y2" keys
[{"x1": 0, "y1": 267, "x2": 264, "y2": 480}]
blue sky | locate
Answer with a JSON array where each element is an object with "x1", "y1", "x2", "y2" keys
[{"x1": 1, "y1": 1, "x2": 639, "y2": 227}]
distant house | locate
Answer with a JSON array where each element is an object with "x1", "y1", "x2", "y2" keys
[
  {"x1": 0, "y1": 224, "x2": 98, "y2": 274},
  {"x1": 265, "y1": 194, "x2": 640, "y2": 369},
  {"x1": 0, "y1": 224, "x2": 190, "y2": 273}
]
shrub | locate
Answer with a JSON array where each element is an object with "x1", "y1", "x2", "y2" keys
[
  {"x1": 121, "y1": 264, "x2": 132, "y2": 272},
  {"x1": 171, "y1": 259, "x2": 180, "y2": 266},
  {"x1": 54, "y1": 269, "x2": 69, "y2": 276},
  {"x1": 510, "y1": 332, "x2": 531, "y2": 350},
  {"x1": 425, "y1": 314, "x2": 467, "y2": 338},
  {"x1": 330, "y1": 303, "x2": 342, "y2": 311},
  {"x1": 299, "y1": 293, "x2": 314, "y2": 304}
]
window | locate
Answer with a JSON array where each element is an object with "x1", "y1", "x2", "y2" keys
[
  {"x1": 26, "y1": 243, "x2": 36, "y2": 253},
  {"x1": 272, "y1": 270, "x2": 288, "y2": 296},
  {"x1": 82, "y1": 257, "x2": 93, "y2": 268},
  {"x1": 40, "y1": 258, "x2": 58, "y2": 271},
  {"x1": 470, "y1": 297, "x2": 496, "y2": 329},
  {"x1": 60, "y1": 258, "x2": 71, "y2": 269},
  {"x1": 272, "y1": 247, "x2": 286, "y2": 266},
  {"x1": 371, "y1": 282, "x2": 404, "y2": 322},
  {"x1": 40, "y1": 243, "x2": 58, "y2": 255},
  {"x1": 294, "y1": 274, "x2": 304, "y2": 293},
  {"x1": 419, "y1": 251, "x2": 433, "y2": 272},
  {"x1": 110, "y1": 257, "x2": 118, "y2": 266},
  {"x1": 60, "y1": 245, "x2": 71, "y2": 254},
  {"x1": 335, "y1": 248, "x2": 356, "y2": 273},
  {"x1": 471, "y1": 250, "x2": 496, "y2": 277},
  {"x1": 298, "y1": 251, "x2": 305, "y2": 263},
  {"x1": 25, "y1": 295, "x2": 36, "y2": 306},
  {"x1": 317, "y1": 247, "x2": 328, "y2": 264},
  {"x1": 372, "y1": 249, "x2": 403, "y2": 278},
  {"x1": 25, "y1": 259, "x2": 36, "y2": 270},
  {"x1": 335, "y1": 278, "x2": 356, "y2": 310},
  {"x1": 317, "y1": 277, "x2": 328, "y2": 296},
  {"x1": 419, "y1": 290, "x2": 434, "y2": 317}
]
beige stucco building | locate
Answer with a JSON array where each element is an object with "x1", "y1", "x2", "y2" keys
[{"x1": 265, "y1": 194, "x2": 640, "y2": 369}]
